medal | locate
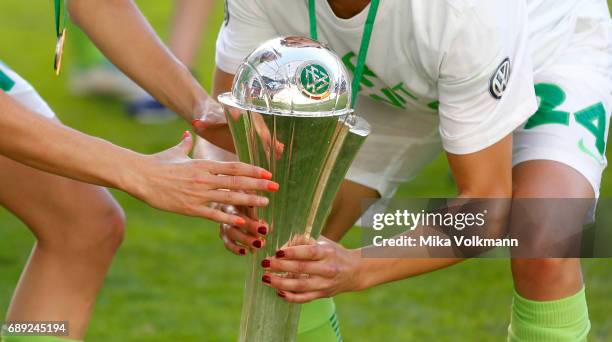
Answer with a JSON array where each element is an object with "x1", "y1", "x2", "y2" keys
[
  {"x1": 54, "y1": 28, "x2": 66, "y2": 75},
  {"x1": 53, "y1": 0, "x2": 68, "y2": 76}
]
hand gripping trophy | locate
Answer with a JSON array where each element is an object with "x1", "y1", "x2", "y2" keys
[{"x1": 218, "y1": 36, "x2": 370, "y2": 342}]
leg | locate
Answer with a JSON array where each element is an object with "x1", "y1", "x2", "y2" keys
[
  {"x1": 508, "y1": 49, "x2": 611, "y2": 338},
  {"x1": 509, "y1": 161, "x2": 593, "y2": 341},
  {"x1": 511, "y1": 161, "x2": 590, "y2": 301},
  {"x1": 0, "y1": 155, "x2": 125, "y2": 340},
  {"x1": 297, "y1": 298, "x2": 342, "y2": 342}
]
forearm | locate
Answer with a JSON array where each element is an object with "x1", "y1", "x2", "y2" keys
[
  {"x1": 0, "y1": 93, "x2": 141, "y2": 191},
  {"x1": 354, "y1": 255, "x2": 462, "y2": 291},
  {"x1": 67, "y1": 0, "x2": 208, "y2": 121},
  {"x1": 352, "y1": 139, "x2": 514, "y2": 291},
  {"x1": 197, "y1": 67, "x2": 238, "y2": 152},
  {"x1": 169, "y1": 0, "x2": 215, "y2": 68},
  {"x1": 352, "y1": 195, "x2": 510, "y2": 290}
]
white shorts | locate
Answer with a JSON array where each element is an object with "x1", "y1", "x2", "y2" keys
[
  {"x1": 513, "y1": 13, "x2": 612, "y2": 197},
  {"x1": 0, "y1": 61, "x2": 56, "y2": 119}
]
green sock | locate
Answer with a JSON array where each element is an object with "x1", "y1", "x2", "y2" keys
[
  {"x1": 1, "y1": 336, "x2": 81, "y2": 342},
  {"x1": 508, "y1": 287, "x2": 590, "y2": 342},
  {"x1": 297, "y1": 297, "x2": 342, "y2": 342}
]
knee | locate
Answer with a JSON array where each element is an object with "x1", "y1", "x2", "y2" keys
[
  {"x1": 512, "y1": 258, "x2": 576, "y2": 284},
  {"x1": 94, "y1": 203, "x2": 126, "y2": 253},
  {"x1": 42, "y1": 199, "x2": 126, "y2": 257},
  {"x1": 90, "y1": 201, "x2": 126, "y2": 253}
]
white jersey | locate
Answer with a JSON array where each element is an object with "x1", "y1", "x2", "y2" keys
[
  {"x1": 527, "y1": 0, "x2": 611, "y2": 74},
  {"x1": 216, "y1": 0, "x2": 538, "y2": 155},
  {"x1": 212, "y1": 0, "x2": 612, "y2": 198},
  {"x1": 0, "y1": 62, "x2": 56, "y2": 119}
]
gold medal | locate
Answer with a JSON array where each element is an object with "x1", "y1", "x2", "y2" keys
[{"x1": 54, "y1": 28, "x2": 66, "y2": 76}]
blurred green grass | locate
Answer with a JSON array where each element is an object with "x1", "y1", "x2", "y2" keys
[{"x1": 0, "y1": 2, "x2": 611, "y2": 341}]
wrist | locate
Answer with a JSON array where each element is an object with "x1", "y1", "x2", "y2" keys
[
  {"x1": 185, "y1": 80, "x2": 220, "y2": 122},
  {"x1": 166, "y1": 64, "x2": 210, "y2": 122},
  {"x1": 115, "y1": 151, "x2": 153, "y2": 200},
  {"x1": 349, "y1": 248, "x2": 370, "y2": 292},
  {"x1": 189, "y1": 92, "x2": 211, "y2": 121}
]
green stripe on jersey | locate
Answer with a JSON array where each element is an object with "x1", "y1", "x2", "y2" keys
[{"x1": 0, "y1": 69, "x2": 15, "y2": 91}]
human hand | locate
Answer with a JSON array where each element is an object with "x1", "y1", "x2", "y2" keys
[
  {"x1": 260, "y1": 236, "x2": 363, "y2": 303},
  {"x1": 191, "y1": 99, "x2": 285, "y2": 157},
  {"x1": 218, "y1": 204, "x2": 269, "y2": 255},
  {"x1": 129, "y1": 131, "x2": 279, "y2": 226}
]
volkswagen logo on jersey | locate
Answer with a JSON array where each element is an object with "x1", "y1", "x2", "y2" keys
[
  {"x1": 297, "y1": 62, "x2": 332, "y2": 99},
  {"x1": 489, "y1": 57, "x2": 511, "y2": 99}
]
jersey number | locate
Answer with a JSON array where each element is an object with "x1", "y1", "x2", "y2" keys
[{"x1": 525, "y1": 83, "x2": 607, "y2": 157}]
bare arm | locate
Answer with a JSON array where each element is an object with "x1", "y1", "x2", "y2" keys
[
  {"x1": 0, "y1": 92, "x2": 138, "y2": 189},
  {"x1": 193, "y1": 67, "x2": 238, "y2": 152},
  {"x1": 263, "y1": 135, "x2": 514, "y2": 302},
  {"x1": 0, "y1": 92, "x2": 278, "y2": 225},
  {"x1": 353, "y1": 135, "x2": 513, "y2": 290},
  {"x1": 169, "y1": 0, "x2": 216, "y2": 69},
  {"x1": 66, "y1": 0, "x2": 210, "y2": 122}
]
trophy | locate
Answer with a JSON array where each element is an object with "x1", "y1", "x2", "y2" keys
[{"x1": 218, "y1": 36, "x2": 370, "y2": 342}]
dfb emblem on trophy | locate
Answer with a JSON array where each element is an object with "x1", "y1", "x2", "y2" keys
[{"x1": 298, "y1": 62, "x2": 332, "y2": 99}]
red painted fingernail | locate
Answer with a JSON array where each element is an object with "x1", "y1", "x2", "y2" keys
[
  {"x1": 262, "y1": 275, "x2": 271, "y2": 284},
  {"x1": 267, "y1": 182, "x2": 280, "y2": 192},
  {"x1": 253, "y1": 240, "x2": 262, "y2": 248},
  {"x1": 277, "y1": 291, "x2": 286, "y2": 298},
  {"x1": 235, "y1": 217, "x2": 246, "y2": 225},
  {"x1": 276, "y1": 250, "x2": 285, "y2": 258},
  {"x1": 257, "y1": 226, "x2": 267, "y2": 235},
  {"x1": 182, "y1": 131, "x2": 190, "y2": 139},
  {"x1": 260, "y1": 170, "x2": 273, "y2": 180},
  {"x1": 261, "y1": 259, "x2": 271, "y2": 268},
  {"x1": 192, "y1": 119, "x2": 207, "y2": 128}
]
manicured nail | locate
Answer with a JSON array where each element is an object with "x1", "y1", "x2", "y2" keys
[
  {"x1": 277, "y1": 291, "x2": 286, "y2": 298},
  {"x1": 267, "y1": 182, "x2": 280, "y2": 192},
  {"x1": 235, "y1": 217, "x2": 246, "y2": 226},
  {"x1": 261, "y1": 259, "x2": 271, "y2": 268},
  {"x1": 259, "y1": 197, "x2": 270, "y2": 206},
  {"x1": 182, "y1": 131, "x2": 191, "y2": 139},
  {"x1": 257, "y1": 226, "x2": 267, "y2": 235},
  {"x1": 253, "y1": 240, "x2": 262, "y2": 248},
  {"x1": 260, "y1": 170, "x2": 273, "y2": 180},
  {"x1": 191, "y1": 119, "x2": 200, "y2": 126},
  {"x1": 275, "y1": 250, "x2": 285, "y2": 258},
  {"x1": 239, "y1": 248, "x2": 246, "y2": 255},
  {"x1": 262, "y1": 275, "x2": 271, "y2": 284}
]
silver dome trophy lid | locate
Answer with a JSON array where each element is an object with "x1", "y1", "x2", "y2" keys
[{"x1": 218, "y1": 36, "x2": 353, "y2": 117}]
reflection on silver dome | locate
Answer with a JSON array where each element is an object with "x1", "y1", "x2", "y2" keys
[{"x1": 218, "y1": 36, "x2": 352, "y2": 117}]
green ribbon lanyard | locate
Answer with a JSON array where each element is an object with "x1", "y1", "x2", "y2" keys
[
  {"x1": 53, "y1": 0, "x2": 68, "y2": 75},
  {"x1": 308, "y1": 0, "x2": 380, "y2": 108}
]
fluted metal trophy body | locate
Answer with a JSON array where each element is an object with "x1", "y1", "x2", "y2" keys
[{"x1": 218, "y1": 37, "x2": 370, "y2": 342}]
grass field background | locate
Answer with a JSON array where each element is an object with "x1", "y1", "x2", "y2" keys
[{"x1": 1, "y1": 2, "x2": 611, "y2": 341}]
